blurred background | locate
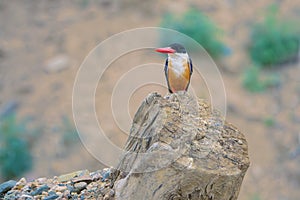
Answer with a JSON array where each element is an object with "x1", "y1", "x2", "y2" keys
[{"x1": 0, "y1": 0, "x2": 300, "y2": 199}]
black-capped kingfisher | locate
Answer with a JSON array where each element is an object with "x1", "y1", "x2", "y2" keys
[{"x1": 155, "y1": 43, "x2": 193, "y2": 93}]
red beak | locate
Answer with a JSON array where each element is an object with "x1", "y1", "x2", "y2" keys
[{"x1": 155, "y1": 47, "x2": 176, "y2": 54}]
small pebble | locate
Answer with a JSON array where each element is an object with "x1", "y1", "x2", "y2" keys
[
  {"x1": 20, "y1": 194, "x2": 34, "y2": 199},
  {"x1": 103, "y1": 194, "x2": 110, "y2": 200},
  {"x1": 90, "y1": 170, "x2": 102, "y2": 181},
  {"x1": 86, "y1": 182, "x2": 97, "y2": 191},
  {"x1": 72, "y1": 175, "x2": 92, "y2": 184},
  {"x1": 44, "y1": 193, "x2": 59, "y2": 200},
  {"x1": 74, "y1": 182, "x2": 87, "y2": 192},
  {"x1": 15, "y1": 177, "x2": 27, "y2": 189},
  {"x1": 36, "y1": 177, "x2": 47, "y2": 184},
  {"x1": 30, "y1": 184, "x2": 49, "y2": 196},
  {"x1": 0, "y1": 180, "x2": 17, "y2": 194},
  {"x1": 53, "y1": 185, "x2": 67, "y2": 192},
  {"x1": 109, "y1": 189, "x2": 115, "y2": 197},
  {"x1": 63, "y1": 189, "x2": 71, "y2": 197},
  {"x1": 57, "y1": 170, "x2": 90, "y2": 183},
  {"x1": 101, "y1": 169, "x2": 111, "y2": 181}
]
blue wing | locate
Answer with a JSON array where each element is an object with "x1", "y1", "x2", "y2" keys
[
  {"x1": 164, "y1": 58, "x2": 172, "y2": 93},
  {"x1": 164, "y1": 58, "x2": 168, "y2": 76},
  {"x1": 189, "y1": 58, "x2": 193, "y2": 75}
]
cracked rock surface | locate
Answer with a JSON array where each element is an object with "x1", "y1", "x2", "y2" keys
[
  {"x1": 113, "y1": 92, "x2": 249, "y2": 200},
  {"x1": 1, "y1": 92, "x2": 249, "y2": 200}
]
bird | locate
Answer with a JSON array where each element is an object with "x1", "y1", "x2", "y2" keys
[{"x1": 155, "y1": 43, "x2": 193, "y2": 93}]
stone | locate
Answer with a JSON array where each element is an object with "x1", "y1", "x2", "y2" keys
[
  {"x1": 90, "y1": 170, "x2": 103, "y2": 181},
  {"x1": 72, "y1": 175, "x2": 92, "y2": 184},
  {"x1": 86, "y1": 182, "x2": 98, "y2": 191},
  {"x1": 109, "y1": 189, "x2": 115, "y2": 197},
  {"x1": 57, "y1": 170, "x2": 89, "y2": 182},
  {"x1": 52, "y1": 185, "x2": 67, "y2": 192},
  {"x1": 0, "y1": 93, "x2": 250, "y2": 200},
  {"x1": 113, "y1": 92, "x2": 250, "y2": 200},
  {"x1": 101, "y1": 168, "x2": 111, "y2": 181},
  {"x1": 15, "y1": 177, "x2": 27, "y2": 189},
  {"x1": 36, "y1": 177, "x2": 47, "y2": 184},
  {"x1": 44, "y1": 55, "x2": 70, "y2": 73},
  {"x1": 0, "y1": 180, "x2": 17, "y2": 194},
  {"x1": 20, "y1": 194, "x2": 34, "y2": 199},
  {"x1": 63, "y1": 189, "x2": 71, "y2": 198},
  {"x1": 44, "y1": 193, "x2": 60, "y2": 200},
  {"x1": 74, "y1": 182, "x2": 87, "y2": 193},
  {"x1": 1, "y1": 168, "x2": 113, "y2": 200},
  {"x1": 30, "y1": 184, "x2": 49, "y2": 196},
  {"x1": 103, "y1": 194, "x2": 110, "y2": 200}
]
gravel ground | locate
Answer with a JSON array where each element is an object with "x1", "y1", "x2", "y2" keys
[{"x1": 0, "y1": 168, "x2": 115, "y2": 200}]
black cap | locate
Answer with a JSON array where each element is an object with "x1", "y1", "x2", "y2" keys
[{"x1": 169, "y1": 43, "x2": 186, "y2": 53}]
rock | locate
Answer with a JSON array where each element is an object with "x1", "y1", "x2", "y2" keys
[
  {"x1": 113, "y1": 92, "x2": 250, "y2": 200},
  {"x1": 44, "y1": 55, "x2": 70, "y2": 73},
  {"x1": 109, "y1": 189, "x2": 115, "y2": 197},
  {"x1": 1, "y1": 168, "x2": 113, "y2": 200},
  {"x1": 36, "y1": 177, "x2": 47, "y2": 184},
  {"x1": 57, "y1": 170, "x2": 89, "y2": 182},
  {"x1": 72, "y1": 175, "x2": 92, "y2": 184},
  {"x1": 30, "y1": 184, "x2": 49, "y2": 196},
  {"x1": 0, "y1": 92, "x2": 249, "y2": 200},
  {"x1": 16, "y1": 177, "x2": 27, "y2": 185},
  {"x1": 90, "y1": 170, "x2": 103, "y2": 181},
  {"x1": 0, "y1": 180, "x2": 17, "y2": 194},
  {"x1": 52, "y1": 185, "x2": 67, "y2": 192},
  {"x1": 44, "y1": 193, "x2": 60, "y2": 200},
  {"x1": 63, "y1": 189, "x2": 71, "y2": 198},
  {"x1": 20, "y1": 194, "x2": 34, "y2": 199},
  {"x1": 101, "y1": 168, "x2": 111, "y2": 181},
  {"x1": 73, "y1": 182, "x2": 87, "y2": 193},
  {"x1": 100, "y1": 187, "x2": 111, "y2": 196},
  {"x1": 86, "y1": 182, "x2": 98, "y2": 191}
]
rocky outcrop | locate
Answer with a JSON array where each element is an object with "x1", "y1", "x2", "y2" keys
[
  {"x1": 112, "y1": 92, "x2": 249, "y2": 200},
  {"x1": 1, "y1": 92, "x2": 249, "y2": 200}
]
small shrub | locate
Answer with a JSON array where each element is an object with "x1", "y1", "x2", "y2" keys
[
  {"x1": 61, "y1": 116, "x2": 80, "y2": 146},
  {"x1": 242, "y1": 65, "x2": 280, "y2": 92},
  {"x1": 242, "y1": 66, "x2": 266, "y2": 92},
  {"x1": 0, "y1": 113, "x2": 33, "y2": 180},
  {"x1": 263, "y1": 116, "x2": 275, "y2": 127},
  {"x1": 251, "y1": 193, "x2": 262, "y2": 200},
  {"x1": 77, "y1": 0, "x2": 89, "y2": 8},
  {"x1": 249, "y1": 5, "x2": 299, "y2": 67},
  {"x1": 160, "y1": 8, "x2": 225, "y2": 58}
]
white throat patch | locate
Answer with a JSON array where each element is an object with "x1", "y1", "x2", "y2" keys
[{"x1": 168, "y1": 53, "x2": 189, "y2": 77}]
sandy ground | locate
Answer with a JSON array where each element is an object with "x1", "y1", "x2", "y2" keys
[{"x1": 1, "y1": 1, "x2": 300, "y2": 199}]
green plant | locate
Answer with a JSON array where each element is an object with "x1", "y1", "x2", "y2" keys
[
  {"x1": 61, "y1": 116, "x2": 80, "y2": 146},
  {"x1": 242, "y1": 65, "x2": 280, "y2": 92},
  {"x1": 160, "y1": 8, "x2": 225, "y2": 58},
  {"x1": 250, "y1": 193, "x2": 262, "y2": 200},
  {"x1": 77, "y1": 0, "x2": 89, "y2": 8},
  {"x1": 249, "y1": 4, "x2": 299, "y2": 67},
  {"x1": 243, "y1": 66, "x2": 265, "y2": 92},
  {"x1": 0, "y1": 113, "x2": 33, "y2": 180},
  {"x1": 263, "y1": 116, "x2": 275, "y2": 127}
]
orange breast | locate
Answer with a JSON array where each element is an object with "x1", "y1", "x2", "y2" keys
[{"x1": 167, "y1": 61, "x2": 191, "y2": 93}]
